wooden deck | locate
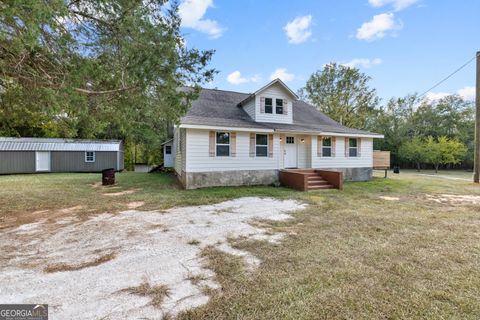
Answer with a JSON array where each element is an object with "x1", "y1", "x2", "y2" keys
[{"x1": 279, "y1": 169, "x2": 343, "y2": 191}]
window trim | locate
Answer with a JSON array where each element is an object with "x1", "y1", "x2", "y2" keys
[
  {"x1": 348, "y1": 138, "x2": 358, "y2": 157},
  {"x1": 264, "y1": 98, "x2": 273, "y2": 114},
  {"x1": 85, "y1": 151, "x2": 95, "y2": 163},
  {"x1": 165, "y1": 145, "x2": 172, "y2": 155},
  {"x1": 215, "y1": 131, "x2": 231, "y2": 157},
  {"x1": 255, "y1": 134, "x2": 268, "y2": 157},
  {"x1": 322, "y1": 137, "x2": 332, "y2": 157},
  {"x1": 275, "y1": 99, "x2": 284, "y2": 114}
]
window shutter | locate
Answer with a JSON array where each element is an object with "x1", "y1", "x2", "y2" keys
[
  {"x1": 284, "y1": 99, "x2": 288, "y2": 115},
  {"x1": 260, "y1": 97, "x2": 265, "y2": 113},
  {"x1": 249, "y1": 133, "x2": 255, "y2": 157},
  {"x1": 344, "y1": 137, "x2": 349, "y2": 157},
  {"x1": 268, "y1": 134, "x2": 274, "y2": 157},
  {"x1": 209, "y1": 131, "x2": 215, "y2": 157},
  {"x1": 332, "y1": 137, "x2": 336, "y2": 157},
  {"x1": 357, "y1": 138, "x2": 362, "y2": 157},
  {"x1": 317, "y1": 136, "x2": 323, "y2": 157},
  {"x1": 230, "y1": 132, "x2": 236, "y2": 157}
]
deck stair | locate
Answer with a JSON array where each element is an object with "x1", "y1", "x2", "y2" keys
[{"x1": 305, "y1": 171, "x2": 334, "y2": 190}]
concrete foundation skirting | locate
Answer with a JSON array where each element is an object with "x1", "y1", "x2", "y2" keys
[
  {"x1": 323, "y1": 167, "x2": 372, "y2": 181},
  {"x1": 183, "y1": 169, "x2": 279, "y2": 189}
]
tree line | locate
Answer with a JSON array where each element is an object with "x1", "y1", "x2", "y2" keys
[{"x1": 300, "y1": 63, "x2": 475, "y2": 171}]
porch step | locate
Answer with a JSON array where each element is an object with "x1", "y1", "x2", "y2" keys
[
  {"x1": 308, "y1": 184, "x2": 334, "y2": 190},
  {"x1": 306, "y1": 172, "x2": 334, "y2": 190}
]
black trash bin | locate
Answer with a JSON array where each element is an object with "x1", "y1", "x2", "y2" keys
[
  {"x1": 393, "y1": 166, "x2": 400, "y2": 174},
  {"x1": 102, "y1": 168, "x2": 115, "y2": 185}
]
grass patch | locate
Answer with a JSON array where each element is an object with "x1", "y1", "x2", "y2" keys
[
  {"x1": 120, "y1": 281, "x2": 170, "y2": 308},
  {"x1": 44, "y1": 252, "x2": 116, "y2": 273},
  {"x1": 0, "y1": 172, "x2": 298, "y2": 227},
  {"x1": 188, "y1": 239, "x2": 201, "y2": 246}
]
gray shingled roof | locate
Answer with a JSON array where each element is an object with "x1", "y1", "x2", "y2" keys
[{"x1": 181, "y1": 88, "x2": 382, "y2": 136}]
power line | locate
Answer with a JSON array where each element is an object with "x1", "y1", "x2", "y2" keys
[{"x1": 419, "y1": 55, "x2": 476, "y2": 98}]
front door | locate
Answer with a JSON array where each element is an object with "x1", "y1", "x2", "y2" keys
[
  {"x1": 35, "y1": 151, "x2": 51, "y2": 172},
  {"x1": 284, "y1": 136, "x2": 297, "y2": 168}
]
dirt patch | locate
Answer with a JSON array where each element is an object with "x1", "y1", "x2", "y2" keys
[
  {"x1": 44, "y1": 252, "x2": 116, "y2": 273},
  {"x1": 379, "y1": 196, "x2": 400, "y2": 201},
  {"x1": 102, "y1": 189, "x2": 141, "y2": 196},
  {"x1": 0, "y1": 197, "x2": 306, "y2": 319},
  {"x1": 127, "y1": 201, "x2": 145, "y2": 209},
  {"x1": 59, "y1": 205, "x2": 84, "y2": 214},
  {"x1": 426, "y1": 194, "x2": 480, "y2": 205}
]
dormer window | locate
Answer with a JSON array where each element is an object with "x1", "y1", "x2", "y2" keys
[
  {"x1": 265, "y1": 98, "x2": 273, "y2": 114},
  {"x1": 276, "y1": 99, "x2": 283, "y2": 114}
]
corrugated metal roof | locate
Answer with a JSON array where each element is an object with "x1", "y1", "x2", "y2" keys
[{"x1": 0, "y1": 137, "x2": 122, "y2": 152}]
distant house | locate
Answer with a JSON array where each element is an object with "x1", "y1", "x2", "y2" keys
[
  {"x1": 163, "y1": 79, "x2": 384, "y2": 189},
  {"x1": 0, "y1": 137, "x2": 124, "y2": 174}
]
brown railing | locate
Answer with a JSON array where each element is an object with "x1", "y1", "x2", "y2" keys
[{"x1": 315, "y1": 170, "x2": 343, "y2": 190}]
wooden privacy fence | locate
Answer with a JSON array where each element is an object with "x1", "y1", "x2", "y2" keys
[{"x1": 373, "y1": 150, "x2": 391, "y2": 178}]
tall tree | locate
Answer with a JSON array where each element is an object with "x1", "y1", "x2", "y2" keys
[
  {"x1": 0, "y1": 0, "x2": 215, "y2": 160},
  {"x1": 424, "y1": 136, "x2": 467, "y2": 173},
  {"x1": 299, "y1": 63, "x2": 379, "y2": 129}
]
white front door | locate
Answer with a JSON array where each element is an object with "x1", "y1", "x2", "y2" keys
[
  {"x1": 284, "y1": 136, "x2": 297, "y2": 168},
  {"x1": 35, "y1": 151, "x2": 51, "y2": 172}
]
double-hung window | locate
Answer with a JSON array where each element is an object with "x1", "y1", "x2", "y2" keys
[
  {"x1": 216, "y1": 132, "x2": 230, "y2": 156},
  {"x1": 276, "y1": 99, "x2": 283, "y2": 114},
  {"x1": 85, "y1": 151, "x2": 95, "y2": 163},
  {"x1": 165, "y1": 145, "x2": 172, "y2": 155},
  {"x1": 322, "y1": 137, "x2": 332, "y2": 157},
  {"x1": 256, "y1": 134, "x2": 268, "y2": 157},
  {"x1": 349, "y1": 138, "x2": 358, "y2": 157},
  {"x1": 265, "y1": 98, "x2": 273, "y2": 114}
]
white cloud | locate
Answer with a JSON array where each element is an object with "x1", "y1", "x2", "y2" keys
[
  {"x1": 226, "y1": 71, "x2": 261, "y2": 85},
  {"x1": 425, "y1": 92, "x2": 450, "y2": 102},
  {"x1": 368, "y1": 0, "x2": 419, "y2": 11},
  {"x1": 356, "y1": 13, "x2": 402, "y2": 41},
  {"x1": 178, "y1": 0, "x2": 224, "y2": 39},
  {"x1": 342, "y1": 58, "x2": 383, "y2": 68},
  {"x1": 425, "y1": 86, "x2": 476, "y2": 102},
  {"x1": 457, "y1": 86, "x2": 475, "y2": 101},
  {"x1": 283, "y1": 15, "x2": 313, "y2": 44},
  {"x1": 270, "y1": 68, "x2": 295, "y2": 82}
]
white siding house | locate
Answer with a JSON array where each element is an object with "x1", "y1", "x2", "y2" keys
[{"x1": 169, "y1": 79, "x2": 383, "y2": 189}]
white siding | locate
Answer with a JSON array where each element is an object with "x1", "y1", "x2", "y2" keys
[
  {"x1": 185, "y1": 129, "x2": 282, "y2": 172},
  {"x1": 311, "y1": 137, "x2": 373, "y2": 168},
  {"x1": 297, "y1": 135, "x2": 311, "y2": 168},
  {"x1": 173, "y1": 128, "x2": 186, "y2": 175},
  {"x1": 243, "y1": 98, "x2": 256, "y2": 121},
  {"x1": 254, "y1": 82, "x2": 294, "y2": 124}
]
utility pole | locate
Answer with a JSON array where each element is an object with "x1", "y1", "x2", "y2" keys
[{"x1": 474, "y1": 51, "x2": 480, "y2": 183}]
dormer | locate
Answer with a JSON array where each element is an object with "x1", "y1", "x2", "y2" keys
[{"x1": 238, "y1": 79, "x2": 298, "y2": 124}]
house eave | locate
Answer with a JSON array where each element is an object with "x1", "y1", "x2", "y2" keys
[
  {"x1": 179, "y1": 124, "x2": 274, "y2": 133},
  {"x1": 273, "y1": 129, "x2": 384, "y2": 138}
]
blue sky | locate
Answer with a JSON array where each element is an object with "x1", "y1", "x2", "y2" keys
[{"x1": 178, "y1": 0, "x2": 479, "y2": 102}]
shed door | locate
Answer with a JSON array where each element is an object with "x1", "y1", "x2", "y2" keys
[{"x1": 36, "y1": 151, "x2": 51, "y2": 172}]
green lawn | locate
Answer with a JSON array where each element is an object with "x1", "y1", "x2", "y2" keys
[{"x1": 1, "y1": 171, "x2": 480, "y2": 319}]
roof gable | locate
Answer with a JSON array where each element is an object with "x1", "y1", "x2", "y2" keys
[{"x1": 238, "y1": 79, "x2": 298, "y2": 107}]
